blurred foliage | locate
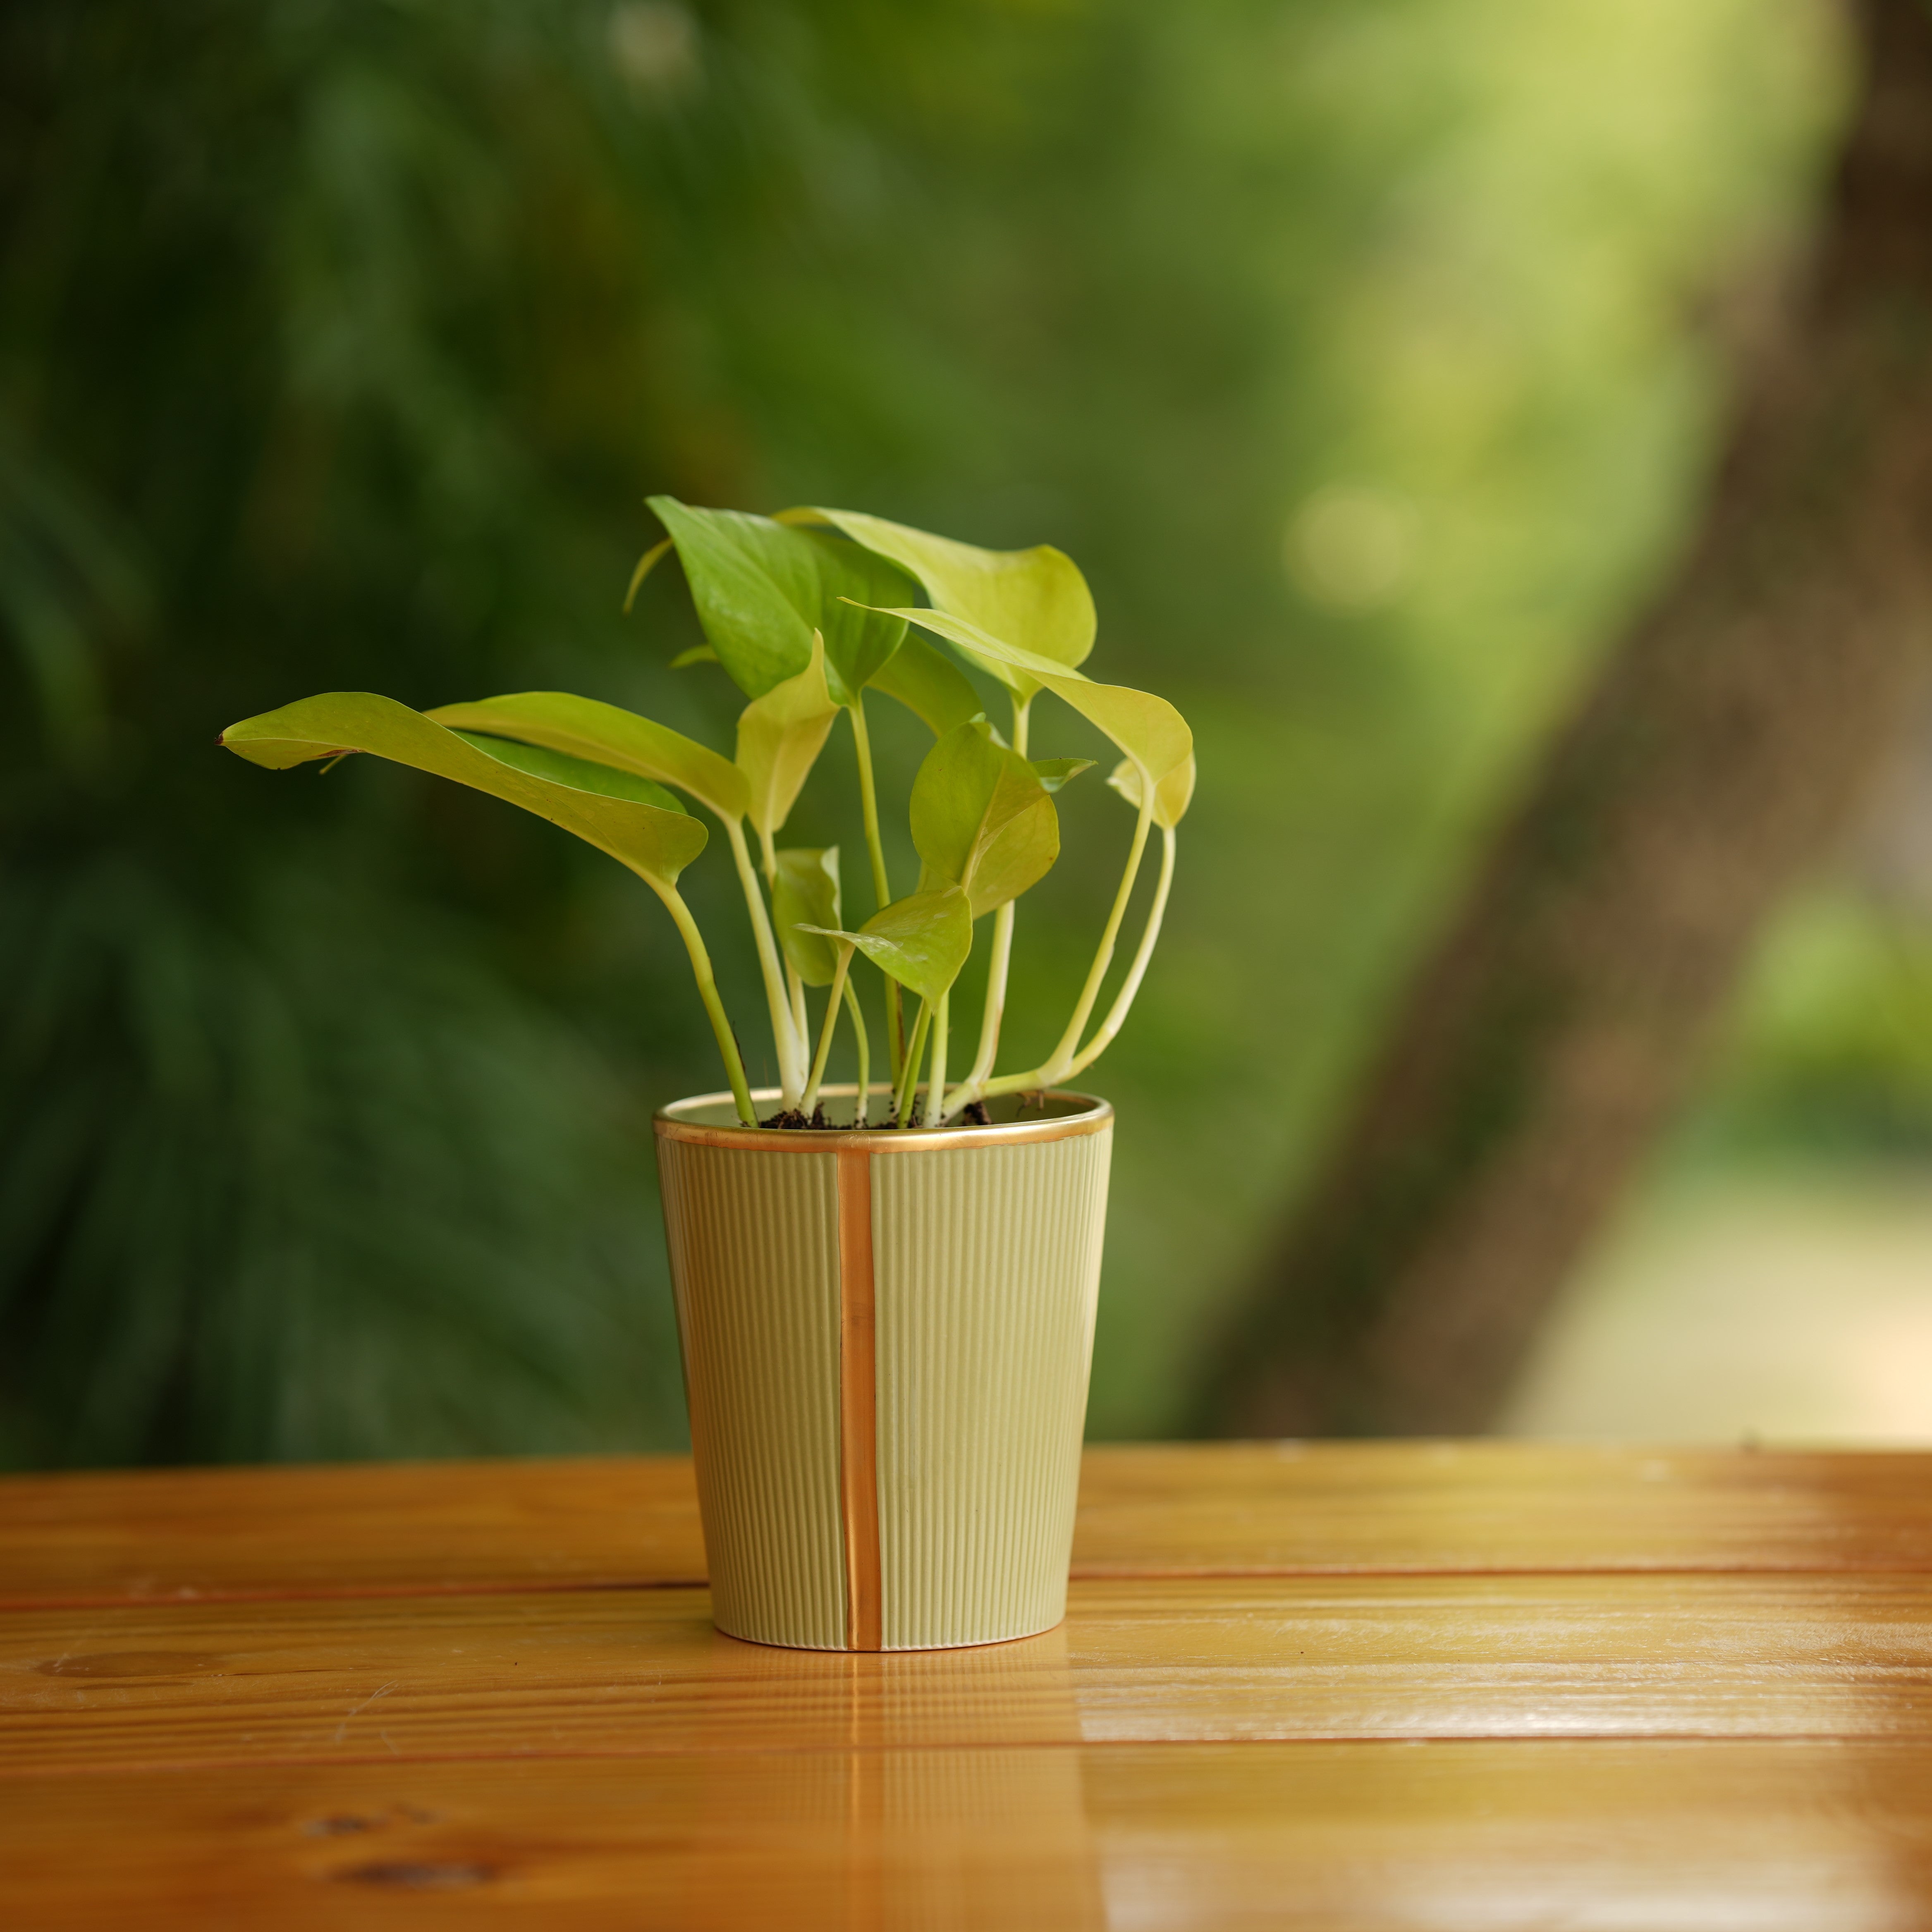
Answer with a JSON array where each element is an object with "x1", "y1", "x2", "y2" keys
[
  {"x1": 0, "y1": 0, "x2": 1841, "y2": 1463},
  {"x1": 1686, "y1": 888, "x2": 1932, "y2": 1166}
]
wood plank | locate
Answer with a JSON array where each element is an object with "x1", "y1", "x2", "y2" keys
[
  {"x1": 8, "y1": 1443, "x2": 1932, "y2": 1610},
  {"x1": 10, "y1": 1571, "x2": 1932, "y2": 1774},
  {"x1": 6, "y1": 1741, "x2": 1932, "y2": 1930},
  {"x1": 1072, "y1": 1440, "x2": 1932, "y2": 1576},
  {"x1": 0, "y1": 1456, "x2": 707, "y2": 1608}
]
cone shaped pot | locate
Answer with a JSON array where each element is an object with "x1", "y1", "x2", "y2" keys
[{"x1": 655, "y1": 1084, "x2": 1112, "y2": 1652}]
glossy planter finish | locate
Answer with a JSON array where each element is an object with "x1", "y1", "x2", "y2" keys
[{"x1": 654, "y1": 1087, "x2": 1113, "y2": 1652}]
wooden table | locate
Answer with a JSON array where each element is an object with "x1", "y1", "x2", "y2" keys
[{"x1": 6, "y1": 1442, "x2": 1932, "y2": 1928}]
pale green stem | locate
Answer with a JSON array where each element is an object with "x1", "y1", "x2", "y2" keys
[
  {"x1": 788, "y1": 963, "x2": 808, "y2": 1068},
  {"x1": 924, "y1": 989, "x2": 949, "y2": 1130},
  {"x1": 658, "y1": 883, "x2": 756, "y2": 1126},
  {"x1": 843, "y1": 974, "x2": 871, "y2": 1125},
  {"x1": 893, "y1": 998, "x2": 932, "y2": 1128},
  {"x1": 848, "y1": 696, "x2": 904, "y2": 1084},
  {"x1": 970, "y1": 782, "x2": 1155, "y2": 1107},
  {"x1": 1045, "y1": 783, "x2": 1154, "y2": 1071},
  {"x1": 724, "y1": 816, "x2": 803, "y2": 1108},
  {"x1": 1066, "y1": 823, "x2": 1176, "y2": 1078},
  {"x1": 961, "y1": 694, "x2": 1031, "y2": 1103},
  {"x1": 800, "y1": 947, "x2": 853, "y2": 1117}
]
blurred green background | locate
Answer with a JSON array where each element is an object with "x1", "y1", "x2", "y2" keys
[{"x1": 8, "y1": 0, "x2": 1906, "y2": 1470}]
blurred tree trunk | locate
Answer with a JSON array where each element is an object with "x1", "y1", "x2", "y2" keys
[{"x1": 1202, "y1": 0, "x2": 1932, "y2": 1439}]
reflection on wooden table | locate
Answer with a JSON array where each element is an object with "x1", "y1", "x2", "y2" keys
[{"x1": 5, "y1": 1443, "x2": 1932, "y2": 1927}]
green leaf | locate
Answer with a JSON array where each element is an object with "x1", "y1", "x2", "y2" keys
[
  {"x1": 772, "y1": 846, "x2": 842, "y2": 986},
  {"x1": 787, "y1": 505, "x2": 1094, "y2": 697},
  {"x1": 870, "y1": 603, "x2": 1193, "y2": 802},
  {"x1": 1106, "y1": 751, "x2": 1197, "y2": 829},
  {"x1": 449, "y1": 732, "x2": 684, "y2": 812},
  {"x1": 647, "y1": 497, "x2": 816, "y2": 698},
  {"x1": 669, "y1": 645, "x2": 717, "y2": 670},
  {"x1": 801, "y1": 885, "x2": 973, "y2": 1006},
  {"x1": 910, "y1": 720, "x2": 1060, "y2": 918},
  {"x1": 802, "y1": 528, "x2": 920, "y2": 705},
  {"x1": 735, "y1": 633, "x2": 838, "y2": 837},
  {"x1": 1031, "y1": 757, "x2": 1096, "y2": 794},
  {"x1": 221, "y1": 693, "x2": 708, "y2": 891},
  {"x1": 426, "y1": 691, "x2": 749, "y2": 821},
  {"x1": 866, "y1": 632, "x2": 984, "y2": 737},
  {"x1": 647, "y1": 497, "x2": 916, "y2": 704}
]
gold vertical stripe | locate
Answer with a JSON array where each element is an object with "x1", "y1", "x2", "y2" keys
[{"x1": 837, "y1": 1147, "x2": 883, "y2": 1652}]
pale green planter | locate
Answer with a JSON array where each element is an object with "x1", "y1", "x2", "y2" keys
[{"x1": 655, "y1": 1086, "x2": 1113, "y2": 1652}]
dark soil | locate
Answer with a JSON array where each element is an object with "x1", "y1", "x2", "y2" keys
[{"x1": 758, "y1": 1097, "x2": 997, "y2": 1129}]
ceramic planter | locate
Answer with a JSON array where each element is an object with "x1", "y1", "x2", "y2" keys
[{"x1": 654, "y1": 1086, "x2": 1113, "y2": 1652}]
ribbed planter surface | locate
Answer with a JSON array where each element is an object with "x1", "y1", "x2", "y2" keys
[{"x1": 655, "y1": 1088, "x2": 1112, "y2": 1652}]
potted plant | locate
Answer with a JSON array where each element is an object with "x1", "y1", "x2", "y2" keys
[{"x1": 220, "y1": 501, "x2": 1194, "y2": 1651}]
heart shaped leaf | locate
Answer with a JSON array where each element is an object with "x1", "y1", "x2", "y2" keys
[
  {"x1": 787, "y1": 506, "x2": 1094, "y2": 697},
  {"x1": 799, "y1": 884, "x2": 972, "y2": 1007},
  {"x1": 736, "y1": 633, "x2": 837, "y2": 838},
  {"x1": 427, "y1": 691, "x2": 750, "y2": 822},
  {"x1": 910, "y1": 720, "x2": 1060, "y2": 919},
  {"x1": 772, "y1": 846, "x2": 842, "y2": 987},
  {"x1": 220, "y1": 692, "x2": 708, "y2": 891},
  {"x1": 1106, "y1": 751, "x2": 1197, "y2": 829},
  {"x1": 648, "y1": 497, "x2": 916, "y2": 705}
]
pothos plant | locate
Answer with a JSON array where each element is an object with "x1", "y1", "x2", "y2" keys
[{"x1": 220, "y1": 502, "x2": 1195, "y2": 1129}]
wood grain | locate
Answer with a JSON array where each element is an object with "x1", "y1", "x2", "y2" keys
[
  {"x1": 9, "y1": 1444, "x2": 1932, "y2": 1928},
  {"x1": 0, "y1": 1456, "x2": 706, "y2": 1608},
  {"x1": 10, "y1": 1569, "x2": 1932, "y2": 1775},
  {"x1": 1072, "y1": 1440, "x2": 1932, "y2": 1576},
  {"x1": 9, "y1": 1443, "x2": 1932, "y2": 1611},
  {"x1": 7, "y1": 1741, "x2": 1932, "y2": 1931}
]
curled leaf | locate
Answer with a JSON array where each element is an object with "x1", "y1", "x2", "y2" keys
[
  {"x1": 221, "y1": 692, "x2": 707, "y2": 891},
  {"x1": 735, "y1": 633, "x2": 837, "y2": 837},
  {"x1": 1106, "y1": 752, "x2": 1196, "y2": 829},
  {"x1": 1031, "y1": 757, "x2": 1096, "y2": 794},
  {"x1": 772, "y1": 846, "x2": 842, "y2": 986},
  {"x1": 427, "y1": 691, "x2": 749, "y2": 821}
]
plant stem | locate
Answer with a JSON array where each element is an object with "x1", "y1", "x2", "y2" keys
[
  {"x1": 848, "y1": 696, "x2": 905, "y2": 1084},
  {"x1": 724, "y1": 816, "x2": 803, "y2": 1108},
  {"x1": 968, "y1": 783, "x2": 1155, "y2": 1109},
  {"x1": 1066, "y1": 823, "x2": 1176, "y2": 1077},
  {"x1": 893, "y1": 998, "x2": 931, "y2": 1127},
  {"x1": 788, "y1": 963, "x2": 808, "y2": 1069},
  {"x1": 925, "y1": 989, "x2": 949, "y2": 1129},
  {"x1": 1046, "y1": 784, "x2": 1153, "y2": 1070},
  {"x1": 961, "y1": 693, "x2": 1031, "y2": 1106},
  {"x1": 843, "y1": 973, "x2": 871, "y2": 1125},
  {"x1": 801, "y1": 948, "x2": 853, "y2": 1117},
  {"x1": 659, "y1": 884, "x2": 757, "y2": 1126}
]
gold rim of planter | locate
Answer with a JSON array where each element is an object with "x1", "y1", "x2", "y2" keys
[{"x1": 655, "y1": 1084, "x2": 1112, "y2": 1153}]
